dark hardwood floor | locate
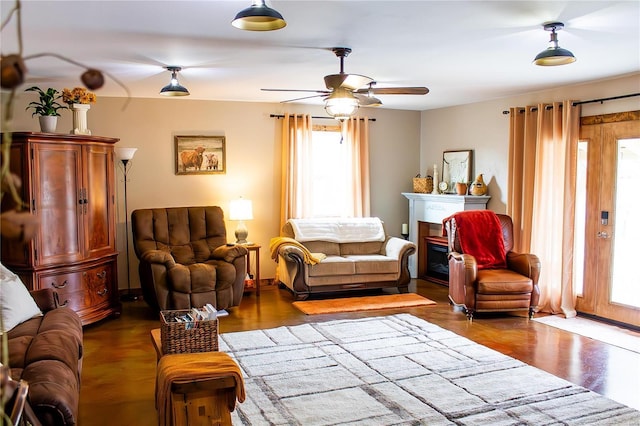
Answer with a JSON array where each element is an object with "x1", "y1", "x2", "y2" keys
[{"x1": 79, "y1": 280, "x2": 640, "y2": 425}]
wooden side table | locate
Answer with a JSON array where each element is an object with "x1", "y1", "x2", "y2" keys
[{"x1": 243, "y1": 244, "x2": 261, "y2": 297}]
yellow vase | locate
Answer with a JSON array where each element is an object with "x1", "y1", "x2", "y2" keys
[{"x1": 470, "y1": 174, "x2": 487, "y2": 196}]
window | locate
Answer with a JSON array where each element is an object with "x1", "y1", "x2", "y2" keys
[{"x1": 308, "y1": 128, "x2": 350, "y2": 217}]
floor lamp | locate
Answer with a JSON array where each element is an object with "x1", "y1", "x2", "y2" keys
[{"x1": 115, "y1": 147, "x2": 138, "y2": 301}]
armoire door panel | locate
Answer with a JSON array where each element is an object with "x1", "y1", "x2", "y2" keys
[
  {"x1": 84, "y1": 145, "x2": 116, "y2": 258},
  {"x1": 32, "y1": 143, "x2": 85, "y2": 265}
]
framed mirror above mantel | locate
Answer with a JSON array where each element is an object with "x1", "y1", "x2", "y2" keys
[{"x1": 401, "y1": 192, "x2": 491, "y2": 278}]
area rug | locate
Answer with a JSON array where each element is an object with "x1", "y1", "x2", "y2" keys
[
  {"x1": 292, "y1": 293, "x2": 436, "y2": 315},
  {"x1": 534, "y1": 314, "x2": 640, "y2": 354},
  {"x1": 220, "y1": 314, "x2": 639, "y2": 425}
]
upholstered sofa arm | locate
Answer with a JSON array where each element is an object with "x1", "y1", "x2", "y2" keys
[
  {"x1": 141, "y1": 249, "x2": 176, "y2": 268},
  {"x1": 448, "y1": 252, "x2": 478, "y2": 309},
  {"x1": 507, "y1": 252, "x2": 541, "y2": 284},
  {"x1": 448, "y1": 252, "x2": 478, "y2": 281},
  {"x1": 211, "y1": 244, "x2": 248, "y2": 263},
  {"x1": 383, "y1": 237, "x2": 416, "y2": 260}
]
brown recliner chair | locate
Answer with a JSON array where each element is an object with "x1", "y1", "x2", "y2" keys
[
  {"x1": 131, "y1": 206, "x2": 248, "y2": 311},
  {"x1": 444, "y1": 211, "x2": 540, "y2": 320}
]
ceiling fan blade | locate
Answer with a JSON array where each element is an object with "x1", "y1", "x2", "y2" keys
[
  {"x1": 354, "y1": 93, "x2": 383, "y2": 107},
  {"x1": 262, "y1": 88, "x2": 330, "y2": 94},
  {"x1": 324, "y1": 74, "x2": 373, "y2": 91},
  {"x1": 281, "y1": 93, "x2": 328, "y2": 103},
  {"x1": 360, "y1": 87, "x2": 430, "y2": 95}
]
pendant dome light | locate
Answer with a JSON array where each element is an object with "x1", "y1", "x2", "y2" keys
[
  {"x1": 160, "y1": 66, "x2": 190, "y2": 96},
  {"x1": 232, "y1": 0, "x2": 286, "y2": 31},
  {"x1": 534, "y1": 22, "x2": 576, "y2": 66},
  {"x1": 324, "y1": 88, "x2": 359, "y2": 122}
]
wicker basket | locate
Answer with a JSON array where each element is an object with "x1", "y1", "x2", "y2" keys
[
  {"x1": 160, "y1": 310, "x2": 219, "y2": 354},
  {"x1": 413, "y1": 177, "x2": 433, "y2": 193}
]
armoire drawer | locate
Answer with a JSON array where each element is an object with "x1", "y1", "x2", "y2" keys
[{"x1": 36, "y1": 261, "x2": 115, "y2": 311}]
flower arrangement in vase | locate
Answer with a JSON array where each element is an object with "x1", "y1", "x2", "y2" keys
[
  {"x1": 62, "y1": 87, "x2": 97, "y2": 105},
  {"x1": 62, "y1": 87, "x2": 97, "y2": 135},
  {"x1": 25, "y1": 86, "x2": 67, "y2": 132}
]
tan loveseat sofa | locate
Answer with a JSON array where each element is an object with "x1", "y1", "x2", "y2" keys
[{"x1": 271, "y1": 218, "x2": 416, "y2": 300}]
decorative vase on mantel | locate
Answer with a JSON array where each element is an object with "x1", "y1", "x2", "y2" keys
[
  {"x1": 70, "y1": 103, "x2": 91, "y2": 135},
  {"x1": 455, "y1": 182, "x2": 468, "y2": 195},
  {"x1": 470, "y1": 173, "x2": 488, "y2": 196}
]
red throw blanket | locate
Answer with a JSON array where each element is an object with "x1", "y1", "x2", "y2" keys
[{"x1": 445, "y1": 210, "x2": 506, "y2": 269}]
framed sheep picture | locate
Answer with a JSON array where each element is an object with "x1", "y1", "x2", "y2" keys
[{"x1": 175, "y1": 135, "x2": 226, "y2": 175}]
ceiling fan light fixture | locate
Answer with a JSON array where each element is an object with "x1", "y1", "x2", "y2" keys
[
  {"x1": 160, "y1": 66, "x2": 190, "y2": 96},
  {"x1": 325, "y1": 89, "x2": 359, "y2": 121},
  {"x1": 534, "y1": 22, "x2": 576, "y2": 66},
  {"x1": 232, "y1": 0, "x2": 286, "y2": 31}
]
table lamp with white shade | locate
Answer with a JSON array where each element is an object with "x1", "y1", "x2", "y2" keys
[
  {"x1": 229, "y1": 197, "x2": 253, "y2": 244},
  {"x1": 115, "y1": 147, "x2": 137, "y2": 301}
]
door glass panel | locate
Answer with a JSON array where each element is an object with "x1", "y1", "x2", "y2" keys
[
  {"x1": 611, "y1": 138, "x2": 640, "y2": 307},
  {"x1": 573, "y1": 141, "x2": 588, "y2": 296}
]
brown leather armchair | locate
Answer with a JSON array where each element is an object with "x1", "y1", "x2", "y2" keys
[
  {"x1": 131, "y1": 206, "x2": 247, "y2": 311},
  {"x1": 444, "y1": 211, "x2": 540, "y2": 320}
]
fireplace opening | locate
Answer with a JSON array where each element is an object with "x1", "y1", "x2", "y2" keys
[{"x1": 426, "y1": 239, "x2": 449, "y2": 284}]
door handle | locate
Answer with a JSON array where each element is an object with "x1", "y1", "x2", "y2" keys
[{"x1": 597, "y1": 231, "x2": 611, "y2": 239}]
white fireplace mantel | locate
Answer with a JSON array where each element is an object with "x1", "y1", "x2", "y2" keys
[{"x1": 402, "y1": 192, "x2": 491, "y2": 277}]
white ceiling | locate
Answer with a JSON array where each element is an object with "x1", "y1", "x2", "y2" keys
[{"x1": 2, "y1": 1, "x2": 639, "y2": 111}]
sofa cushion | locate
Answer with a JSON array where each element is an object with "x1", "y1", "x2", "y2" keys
[
  {"x1": 1, "y1": 263, "x2": 42, "y2": 332},
  {"x1": 168, "y1": 264, "x2": 216, "y2": 293},
  {"x1": 344, "y1": 255, "x2": 399, "y2": 274},
  {"x1": 308, "y1": 256, "x2": 356, "y2": 277},
  {"x1": 477, "y1": 269, "x2": 532, "y2": 294},
  {"x1": 302, "y1": 240, "x2": 340, "y2": 256},
  {"x1": 340, "y1": 241, "x2": 384, "y2": 256},
  {"x1": 133, "y1": 207, "x2": 228, "y2": 265}
]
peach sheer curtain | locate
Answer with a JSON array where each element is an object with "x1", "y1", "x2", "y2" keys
[
  {"x1": 279, "y1": 114, "x2": 313, "y2": 229},
  {"x1": 279, "y1": 114, "x2": 371, "y2": 230},
  {"x1": 507, "y1": 101, "x2": 581, "y2": 316},
  {"x1": 343, "y1": 116, "x2": 371, "y2": 218}
]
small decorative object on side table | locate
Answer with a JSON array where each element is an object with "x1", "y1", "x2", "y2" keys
[{"x1": 243, "y1": 243, "x2": 261, "y2": 297}]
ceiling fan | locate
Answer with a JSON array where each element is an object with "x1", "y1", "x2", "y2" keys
[{"x1": 261, "y1": 47, "x2": 429, "y2": 119}]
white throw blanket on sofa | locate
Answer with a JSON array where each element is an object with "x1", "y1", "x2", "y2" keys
[{"x1": 288, "y1": 217, "x2": 386, "y2": 243}]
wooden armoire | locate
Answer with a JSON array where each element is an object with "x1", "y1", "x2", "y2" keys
[{"x1": 1, "y1": 132, "x2": 121, "y2": 325}]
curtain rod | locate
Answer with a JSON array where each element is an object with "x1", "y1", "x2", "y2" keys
[
  {"x1": 501, "y1": 92, "x2": 640, "y2": 115},
  {"x1": 572, "y1": 92, "x2": 640, "y2": 106},
  {"x1": 270, "y1": 114, "x2": 376, "y2": 122}
]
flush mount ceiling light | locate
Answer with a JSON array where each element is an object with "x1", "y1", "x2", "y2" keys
[
  {"x1": 534, "y1": 22, "x2": 576, "y2": 66},
  {"x1": 232, "y1": 0, "x2": 286, "y2": 31},
  {"x1": 324, "y1": 88, "x2": 359, "y2": 121},
  {"x1": 160, "y1": 66, "x2": 190, "y2": 96}
]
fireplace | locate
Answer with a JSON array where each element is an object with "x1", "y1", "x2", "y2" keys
[
  {"x1": 402, "y1": 192, "x2": 491, "y2": 278},
  {"x1": 417, "y1": 221, "x2": 449, "y2": 285}
]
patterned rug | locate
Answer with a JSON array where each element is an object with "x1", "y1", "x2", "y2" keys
[
  {"x1": 220, "y1": 314, "x2": 639, "y2": 425},
  {"x1": 292, "y1": 293, "x2": 436, "y2": 315}
]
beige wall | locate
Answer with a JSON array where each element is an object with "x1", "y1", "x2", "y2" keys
[
  {"x1": 4, "y1": 72, "x2": 638, "y2": 291},
  {"x1": 4, "y1": 94, "x2": 421, "y2": 290},
  {"x1": 420, "y1": 72, "x2": 640, "y2": 219}
]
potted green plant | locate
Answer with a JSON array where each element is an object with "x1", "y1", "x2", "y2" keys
[{"x1": 25, "y1": 86, "x2": 67, "y2": 133}]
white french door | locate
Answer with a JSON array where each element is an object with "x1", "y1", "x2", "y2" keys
[{"x1": 575, "y1": 113, "x2": 640, "y2": 326}]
